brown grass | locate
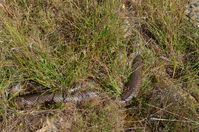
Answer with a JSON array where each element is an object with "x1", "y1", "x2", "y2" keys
[{"x1": 0, "y1": 0, "x2": 199, "y2": 131}]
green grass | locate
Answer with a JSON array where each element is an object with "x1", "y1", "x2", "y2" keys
[
  {"x1": 0, "y1": 0, "x2": 127, "y2": 92},
  {"x1": 0, "y1": 0, "x2": 199, "y2": 131}
]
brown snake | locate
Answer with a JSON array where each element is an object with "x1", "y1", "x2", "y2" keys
[{"x1": 13, "y1": 55, "x2": 143, "y2": 109}]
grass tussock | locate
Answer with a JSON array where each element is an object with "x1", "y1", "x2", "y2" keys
[
  {"x1": 0, "y1": 0, "x2": 127, "y2": 131},
  {"x1": 0, "y1": 0, "x2": 199, "y2": 131},
  {"x1": 124, "y1": 0, "x2": 199, "y2": 131}
]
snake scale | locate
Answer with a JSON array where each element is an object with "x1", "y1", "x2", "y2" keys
[{"x1": 13, "y1": 55, "x2": 143, "y2": 109}]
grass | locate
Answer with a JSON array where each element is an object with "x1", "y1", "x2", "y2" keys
[{"x1": 0, "y1": 0, "x2": 199, "y2": 131}]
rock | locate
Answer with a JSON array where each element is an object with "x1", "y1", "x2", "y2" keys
[{"x1": 185, "y1": 0, "x2": 199, "y2": 27}]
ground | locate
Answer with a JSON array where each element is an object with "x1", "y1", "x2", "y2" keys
[{"x1": 0, "y1": 0, "x2": 199, "y2": 131}]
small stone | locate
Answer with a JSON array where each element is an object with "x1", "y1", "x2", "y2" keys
[{"x1": 185, "y1": 0, "x2": 199, "y2": 27}]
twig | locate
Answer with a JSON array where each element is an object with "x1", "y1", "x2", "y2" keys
[
  {"x1": 150, "y1": 117, "x2": 199, "y2": 125},
  {"x1": 124, "y1": 127, "x2": 146, "y2": 130},
  {"x1": 149, "y1": 103, "x2": 173, "y2": 117},
  {"x1": 147, "y1": 103, "x2": 199, "y2": 125}
]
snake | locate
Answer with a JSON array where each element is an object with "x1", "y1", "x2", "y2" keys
[{"x1": 12, "y1": 55, "x2": 143, "y2": 109}]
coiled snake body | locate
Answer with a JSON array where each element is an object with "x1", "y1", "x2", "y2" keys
[{"x1": 13, "y1": 55, "x2": 143, "y2": 109}]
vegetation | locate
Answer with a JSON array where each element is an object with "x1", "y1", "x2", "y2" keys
[{"x1": 0, "y1": 0, "x2": 198, "y2": 131}]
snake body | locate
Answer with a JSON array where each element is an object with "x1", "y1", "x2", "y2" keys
[
  {"x1": 14, "y1": 91, "x2": 99, "y2": 108},
  {"x1": 120, "y1": 55, "x2": 143, "y2": 103},
  {"x1": 13, "y1": 55, "x2": 143, "y2": 109}
]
